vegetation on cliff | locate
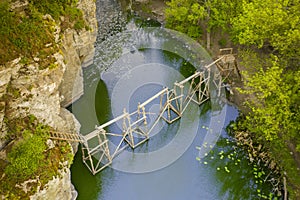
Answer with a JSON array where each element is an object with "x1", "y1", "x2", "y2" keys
[
  {"x1": 0, "y1": 0, "x2": 86, "y2": 66},
  {"x1": 0, "y1": 0, "x2": 85, "y2": 198},
  {"x1": 166, "y1": 0, "x2": 300, "y2": 198},
  {"x1": 0, "y1": 115, "x2": 73, "y2": 199}
]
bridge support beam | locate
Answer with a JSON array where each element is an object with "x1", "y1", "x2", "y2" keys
[{"x1": 81, "y1": 129, "x2": 112, "y2": 175}]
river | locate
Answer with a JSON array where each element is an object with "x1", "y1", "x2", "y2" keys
[{"x1": 69, "y1": 5, "x2": 278, "y2": 200}]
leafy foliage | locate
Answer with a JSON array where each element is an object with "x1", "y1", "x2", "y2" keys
[
  {"x1": 165, "y1": 0, "x2": 242, "y2": 38},
  {"x1": 165, "y1": 0, "x2": 205, "y2": 38},
  {"x1": 31, "y1": 0, "x2": 77, "y2": 20},
  {"x1": 206, "y1": 0, "x2": 242, "y2": 31},
  {"x1": 0, "y1": 1, "x2": 55, "y2": 64},
  {"x1": 165, "y1": 0, "x2": 299, "y2": 59},
  {"x1": 31, "y1": 0, "x2": 86, "y2": 31},
  {"x1": 238, "y1": 54, "x2": 300, "y2": 197},
  {"x1": 4, "y1": 115, "x2": 49, "y2": 179},
  {"x1": 231, "y1": 0, "x2": 300, "y2": 58},
  {"x1": 239, "y1": 56, "x2": 300, "y2": 143}
]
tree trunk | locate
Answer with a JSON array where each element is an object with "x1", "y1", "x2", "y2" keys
[
  {"x1": 206, "y1": 31, "x2": 210, "y2": 50},
  {"x1": 206, "y1": 1, "x2": 211, "y2": 50}
]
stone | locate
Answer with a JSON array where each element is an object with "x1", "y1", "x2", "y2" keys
[
  {"x1": 10, "y1": 0, "x2": 29, "y2": 12},
  {"x1": 71, "y1": 183, "x2": 78, "y2": 200},
  {"x1": 16, "y1": 179, "x2": 39, "y2": 194},
  {"x1": 59, "y1": 29, "x2": 84, "y2": 107},
  {"x1": 46, "y1": 139, "x2": 55, "y2": 150},
  {"x1": 30, "y1": 168, "x2": 73, "y2": 200},
  {"x1": 73, "y1": 0, "x2": 98, "y2": 67},
  {"x1": 59, "y1": 108, "x2": 81, "y2": 153},
  {"x1": 58, "y1": 0, "x2": 98, "y2": 107},
  {"x1": 0, "y1": 102, "x2": 6, "y2": 149}
]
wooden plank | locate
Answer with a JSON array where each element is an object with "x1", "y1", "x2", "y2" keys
[
  {"x1": 96, "y1": 112, "x2": 128, "y2": 130},
  {"x1": 219, "y1": 48, "x2": 233, "y2": 54},
  {"x1": 105, "y1": 132, "x2": 123, "y2": 137},
  {"x1": 130, "y1": 116, "x2": 146, "y2": 127},
  {"x1": 83, "y1": 129, "x2": 101, "y2": 141},
  {"x1": 88, "y1": 140, "x2": 108, "y2": 154},
  {"x1": 139, "y1": 88, "x2": 168, "y2": 108},
  {"x1": 203, "y1": 56, "x2": 224, "y2": 69},
  {"x1": 177, "y1": 71, "x2": 201, "y2": 85},
  {"x1": 168, "y1": 94, "x2": 184, "y2": 102}
]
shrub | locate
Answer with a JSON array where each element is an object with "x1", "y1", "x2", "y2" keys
[
  {"x1": 1, "y1": 115, "x2": 74, "y2": 198},
  {"x1": 0, "y1": 0, "x2": 86, "y2": 65},
  {"x1": 0, "y1": 0, "x2": 55, "y2": 64},
  {"x1": 5, "y1": 133, "x2": 47, "y2": 180}
]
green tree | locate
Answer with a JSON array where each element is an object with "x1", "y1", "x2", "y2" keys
[
  {"x1": 231, "y1": 0, "x2": 300, "y2": 58},
  {"x1": 240, "y1": 56, "x2": 300, "y2": 142},
  {"x1": 165, "y1": 0, "x2": 206, "y2": 39},
  {"x1": 238, "y1": 55, "x2": 300, "y2": 196},
  {"x1": 165, "y1": 0, "x2": 242, "y2": 48}
]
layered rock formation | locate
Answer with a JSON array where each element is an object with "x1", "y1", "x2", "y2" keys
[
  {"x1": 0, "y1": 0, "x2": 97, "y2": 199},
  {"x1": 30, "y1": 168, "x2": 76, "y2": 200},
  {"x1": 59, "y1": 0, "x2": 98, "y2": 107}
]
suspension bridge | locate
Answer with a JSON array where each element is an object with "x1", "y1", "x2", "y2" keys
[{"x1": 50, "y1": 48, "x2": 238, "y2": 175}]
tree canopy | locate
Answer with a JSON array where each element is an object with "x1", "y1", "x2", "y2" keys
[
  {"x1": 231, "y1": 0, "x2": 300, "y2": 58},
  {"x1": 239, "y1": 56, "x2": 300, "y2": 143},
  {"x1": 165, "y1": 0, "x2": 242, "y2": 37},
  {"x1": 165, "y1": 0, "x2": 205, "y2": 38},
  {"x1": 165, "y1": 0, "x2": 300, "y2": 59}
]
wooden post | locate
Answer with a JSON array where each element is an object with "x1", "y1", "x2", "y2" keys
[
  {"x1": 141, "y1": 106, "x2": 148, "y2": 137},
  {"x1": 167, "y1": 90, "x2": 171, "y2": 121},
  {"x1": 283, "y1": 176, "x2": 287, "y2": 200},
  {"x1": 179, "y1": 84, "x2": 184, "y2": 113}
]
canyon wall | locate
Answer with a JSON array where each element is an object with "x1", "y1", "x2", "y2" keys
[{"x1": 0, "y1": 0, "x2": 97, "y2": 199}]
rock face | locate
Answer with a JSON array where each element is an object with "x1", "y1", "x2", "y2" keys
[
  {"x1": 30, "y1": 168, "x2": 77, "y2": 200},
  {"x1": 0, "y1": 53, "x2": 80, "y2": 200},
  {"x1": 0, "y1": 54, "x2": 81, "y2": 146},
  {"x1": 0, "y1": 0, "x2": 97, "y2": 199},
  {"x1": 0, "y1": 59, "x2": 21, "y2": 149},
  {"x1": 131, "y1": 0, "x2": 166, "y2": 23},
  {"x1": 59, "y1": 0, "x2": 98, "y2": 107}
]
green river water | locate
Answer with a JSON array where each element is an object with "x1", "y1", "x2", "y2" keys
[{"x1": 69, "y1": 21, "x2": 278, "y2": 200}]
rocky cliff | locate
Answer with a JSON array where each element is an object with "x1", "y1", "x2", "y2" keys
[
  {"x1": 59, "y1": 0, "x2": 98, "y2": 107},
  {"x1": 0, "y1": 0, "x2": 97, "y2": 199},
  {"x1": 30, "y1": 168, "x2": 77, "y2": 200}
]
